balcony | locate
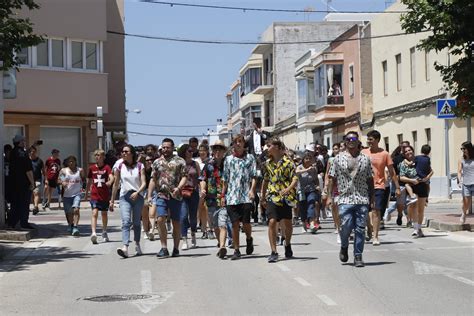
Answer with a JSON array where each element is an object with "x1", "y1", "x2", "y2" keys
[
  {"x1": 313, "y1": 103, "x2": 345, "y2": 122},
  {"x1": 253, "y1": 84, "x2": 274, "y2": 95}
]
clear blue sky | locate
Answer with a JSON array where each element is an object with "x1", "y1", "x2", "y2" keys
[{"x1": 124, "y1": 0, "x2": 388, "y2": 146}]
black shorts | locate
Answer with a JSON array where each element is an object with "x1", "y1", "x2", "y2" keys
[
  {"x1": 267, "y1": 202, "x2": 293, "y2": 222},
  {"x1": 226, "y1": 203, "x2": 252, "y2": 224},
  {"x1": 372, "y1": 189, "x2": 387, "y2": 211},
  {"x1": 47, "y1": 179, "x2": 58, "y2": 188},
  {"x1": 413, "y1": 183, "x2": 429, "y2": 198}
]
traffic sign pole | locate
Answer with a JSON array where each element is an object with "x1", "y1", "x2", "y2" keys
[{"x1": 0, "y1": 63, "x2": 5, "y2": 227}]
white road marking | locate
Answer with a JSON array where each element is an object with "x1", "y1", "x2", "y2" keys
[
  {"x1": 446, "y1": 275, "x2": 474, "y2": 287},
  {"x1": 413, "y1": 261, "x2": 473, "y2": 287},
  {"x1": 294, "y1": 277, "x2": 311, "y2": 287},
  {"x1": 141, "y1": 270, "x2": 153, "y2": 294},
  {"x1": 277, "y1": 264, "x2": 291, "y2": 272},
  {"x1": 317, "y1": 294, "x2": 337, "y2": 306}
]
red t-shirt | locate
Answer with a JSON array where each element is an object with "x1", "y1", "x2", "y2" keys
[
  {"x1": 45, "y1": 157, "x2": 61, "y2": 181},
  {"x1": 88, "y1": 164, "x2": 112, "y2": 201}
]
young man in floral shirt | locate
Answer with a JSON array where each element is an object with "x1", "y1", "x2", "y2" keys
[
  {"x1": 261, "y1": 138, "x2": 298, "y2": 263},
  {"x1": 148, "y1": 138, "x2": 187, "y2": 258},
  {"x1": 199, "y1": 140, "x2": 230, "y2": 259},
  {"x1": 223, "y1": 134, "x2": 257, "y2": 260}
]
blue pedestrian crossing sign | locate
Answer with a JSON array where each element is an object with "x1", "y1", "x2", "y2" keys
[{"x1": 436, "y1": 99, "x2": 456, "y2": 119}]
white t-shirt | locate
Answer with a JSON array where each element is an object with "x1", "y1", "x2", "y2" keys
[
  {"x1": 118, "y1": 162, "x2": 143, "y2": 198},
  {"x1": 253, "y1": 131, "x2": 262, "y2": 155},
  {"x1": 62, "y1": 167, "x2": 83, "y2": 198}
]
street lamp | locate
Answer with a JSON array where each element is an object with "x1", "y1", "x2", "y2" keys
[{"x1": 125, "y1": 108, "x2": 142, "y2": 141}]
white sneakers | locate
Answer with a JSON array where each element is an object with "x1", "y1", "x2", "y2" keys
[
  {"x1": 91, "y1": 234, "x2": 98, "y2": 245},
  {"x1": 181, "y1": 238, "x2": 188, "y2": 250},
  {"x1": 460, "y1": 213, "x2": 466, "y2": 224},
  {"x1": 135, "y1": 244, "x2": 143, "y2": 256},
  {"x1": 102, "y1": 232, "x2": 109, "y2": 242}
]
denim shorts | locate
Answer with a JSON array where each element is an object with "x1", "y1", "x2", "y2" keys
[
  {"x1": 63, "y1": 195, "x2": 81, "y2": 213},
  {"x1": 209, "y1": 206, "x2": 229, "y2": 227},
  {"x1": 462, "y1": 184, "x2": 474, "y2": 197},
  {"x1": 155, "y1": 197, "x2": 182, "y2": 221},
  {"x1": 90, "y1": 200, "x2": 109, "y2": 211},
  {"x1": 373, "y1": 189, "x2": 386, "y2": 211}
]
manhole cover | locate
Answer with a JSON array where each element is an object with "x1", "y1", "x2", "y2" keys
[{"x1": 82, "y1": 294, "x2": 153, "y2": 302}]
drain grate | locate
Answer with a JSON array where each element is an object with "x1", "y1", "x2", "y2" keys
[{"x1": 82, "y1": 294, "x2": 153, "y2": 303}]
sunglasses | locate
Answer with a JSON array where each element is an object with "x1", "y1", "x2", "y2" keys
[
  {"x1": 461, "y1": 148, "x2": 467, "y2": 150},
  {"x1": 122, "y1": 150, "x2": 130, "y2": 153},
  {"x1": 346, "y1": 137, "x2": 359, "y2": 142}
]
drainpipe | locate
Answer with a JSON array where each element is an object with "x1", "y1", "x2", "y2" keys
[{"x1": 0, "y1": 61, "x2": 5, "y2": 227}]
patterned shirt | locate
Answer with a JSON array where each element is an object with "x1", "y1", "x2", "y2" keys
[
  {"x1": 200, "y1": 158, "x2": 224, "y2": 208},
  {"x1": 264, "y1": 155, "x2": 298, "y2": 207},
  {"x1": 328, "y1": 152, "x2": 373, "y2": 205},
  {"x1": 151, "y1": 155, "x2": 187, "y2": 200},
  {"x1": 399, "y1": 160, "x2": 417, "y2": 180},
  {"x1": 223, "y1": 153, "x2": 257, "y2": 205}
]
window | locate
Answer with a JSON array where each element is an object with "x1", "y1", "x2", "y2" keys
[
  {"x1": 240, "y1": 67, "x2": 261, "y2": 95},
  {"x1": 265, "y1": 100, "x2": 274, "y2": 127},
  {"x1": 412, "y1": 131, "x2": 418, "y2": 153},
  {"x1": 86, "y1": 42, "x2": 98, "y2": 70},
  {"x1": 315, "y1": 64, "x2": 343, "y2": 107},
  {"x1": 424, "y1": 50, "x2": 430, "y2": 81},
  {"x1": 72, "y1": 41, "x2": 83, "y2": 69},
  {"x1": 242, "y1": 105, "x2": 262, "y2": 133},
  {"x1": 384, "y1": 137, "x2": 389, "y2": 152},
  {"x1": 37, "y1": 40, "x2": 49, "y2": 66},
  {"x1": 230, "y1": 86, "x2": 240, "y2": 114},
  {"x1": 52, "y1": 39, "x2": 64, "y2": 67},
  {"x1": 397, "y1": 133, "x2": 403, "y2": 145},
  {"x1": 395, "y1": 54, "x2": 402, "y2": 91},
  {"x1": 349, "y1": 64, "x2": 354, "y2": 97},
  {"x1": 382, "y1": 60, "x2": 388, "y2": 96},
  {"x1": 263, "y1": 54, "x2": 273, "y2": 85},
  {"x1": 410, "y1": 47, "x2": 416, "y2": 87},
  {"x1": 297, "y1": 78, "x2": 316, "y2": 116},
  {"x1": 16, "y1": 47, "x2": 29, "y2": 65},
  {"x1": 425, "y1": 128, "x2": 431, "y2": 146}
]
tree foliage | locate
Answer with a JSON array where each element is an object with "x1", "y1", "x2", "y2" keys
[
  {"x1": 400, "y1": 0, "x2": 474, "y2": 118},
  {"x1": 0, "y1": 0, "x2": 43, "y2": 70}
]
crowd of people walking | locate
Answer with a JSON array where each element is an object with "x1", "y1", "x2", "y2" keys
[{"x1": 3, "y1": 121, "x2": 474, "y2": 266}]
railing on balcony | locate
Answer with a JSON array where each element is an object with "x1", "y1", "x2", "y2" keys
[{"x1": 327, "y1": 95, "x2": 344, "y2": 105}]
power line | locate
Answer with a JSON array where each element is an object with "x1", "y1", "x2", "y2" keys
[
  {"x1": 107, "y1": 29, "x2": 430, "y2": 45},
  {"x1": 128, "y1": 121, "x2": 216, "y2": 128},
  {"x1": 128, "y1": 130, "x2": 211, "y2": 137},
  {"x1": 135, "y1": 0, "x2": 407, "y2": 14}
]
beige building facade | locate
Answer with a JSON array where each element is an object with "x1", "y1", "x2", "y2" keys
[
  {"x1": 368, "y1": 1, "x2": 473, "y2": 198},
  {"x1": 4, "y1": 0, "x2": 125, "y2": 166}
]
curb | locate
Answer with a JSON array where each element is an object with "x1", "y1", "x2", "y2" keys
[
  {"x1": 0, "y1": 229, "x2": 36, "y2": 242},
  {"x1": 426, "y1": 219, "x2": 472, "y2": 232}
]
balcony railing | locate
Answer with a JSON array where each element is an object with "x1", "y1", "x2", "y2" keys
[{"x1": 327, "y1": 95, "x2": 344, "y2": 105}]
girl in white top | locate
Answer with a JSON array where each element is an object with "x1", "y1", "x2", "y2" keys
[
  {"x1": 458, "y1": 141, "x2": 474, "y2": 224},
  {"x1": 111, "y1": 145, "x2": 147, "y2": 258},
  {"x1": 59, "y1": 156, "x2": 85, "y2": 237}
]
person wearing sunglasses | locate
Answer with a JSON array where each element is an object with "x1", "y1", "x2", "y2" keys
[
  {"x1": 110, "y1": 145, "x2": 147, "y2": 258},
  {"x1": 458, "y1": 141, "x2": 474, "y2": 224},
  {"x1": 147, "y1": 138, "x2": 188, "y2": 258},
  {"x1": 327, "y1": 131, "x2": 374, "y2": 267}
]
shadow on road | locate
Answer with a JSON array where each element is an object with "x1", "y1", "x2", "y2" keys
[{"x1": 0, "y1": 246, "x2": 97, "y2": 274}]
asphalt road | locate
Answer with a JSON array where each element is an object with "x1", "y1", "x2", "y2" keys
[{"x1": 1, "y1": 206, "x2": 473, "y2": 315}]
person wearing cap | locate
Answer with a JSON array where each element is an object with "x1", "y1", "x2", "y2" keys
[
  {"x1": 200, "y1": 140, "x2": 231, "y2": 259},
  {"x1": 8, "y1": 135, "x2": 35, "y2": 229},
  {"x1": 43, "y1": 148, "x2": 61, "y2": 209}
]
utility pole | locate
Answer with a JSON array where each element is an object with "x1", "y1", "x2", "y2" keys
[{"x1": 0, "y1": 61, "x2": 5, "y2": 227}]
